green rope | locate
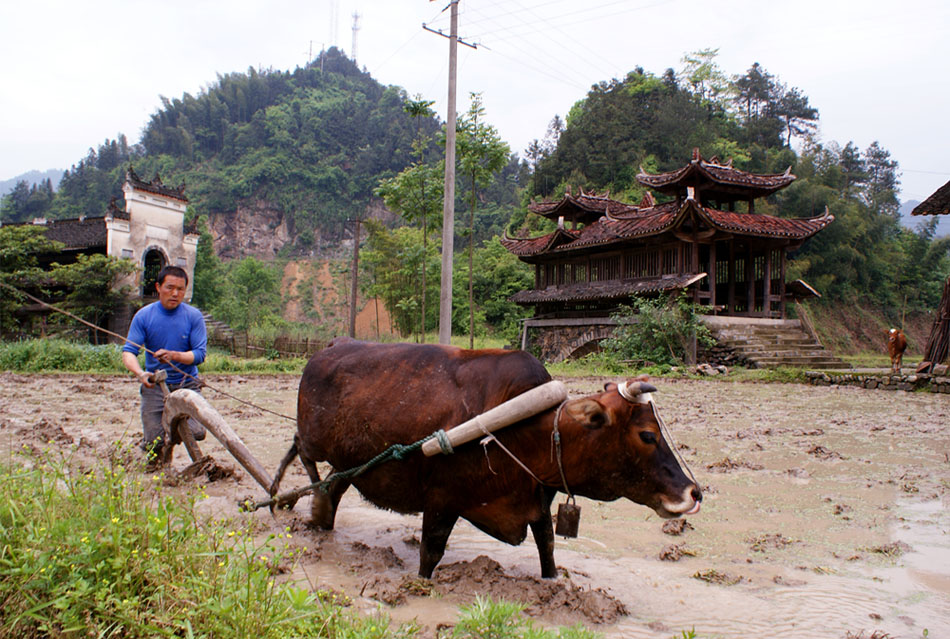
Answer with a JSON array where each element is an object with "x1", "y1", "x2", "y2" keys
[{"x1": 248, "y1": 429, "x2": 453, "y2": 512}]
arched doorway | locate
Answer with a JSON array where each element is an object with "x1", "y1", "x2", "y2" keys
[{"x1": 142, "y1": 249, "x2": 167, "y2": 297}]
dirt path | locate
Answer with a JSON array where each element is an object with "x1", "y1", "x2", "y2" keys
[{"x1": 1, "y1": 372, "x2": 947, "y2": 638}]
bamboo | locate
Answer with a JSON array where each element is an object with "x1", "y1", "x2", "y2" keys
[
  {"x1": 162, "y1": 389, "x2": 274, "y2": 492},
  {"x1": 421, "y1": 380, "x2": 568, "y2": 457}
]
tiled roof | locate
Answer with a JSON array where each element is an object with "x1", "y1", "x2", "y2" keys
[
  {"x1": 33, "y1": 217, "x2": 108, "y2": 251},
  {"x1": 529, "y1": 189, "x2": 640, "y2": 222},
  {"x1": 502, "y1": 200, "x2": 833, "y2": 257},
  {"x1": 510, "y1": 273, "x2": 706, "y2": 304},
  {"x1": 912, "y1": 180, "x2": 950, "y2": 216},
  {"x1": 126, "y1": 166, "x2": 188, "y2": 203},
  {"x1": 637, "y1": 149, "x2": 794, "y2": 196},
  {"x1": 501, "y1": 227, "x2": 579, "y2": 256}
]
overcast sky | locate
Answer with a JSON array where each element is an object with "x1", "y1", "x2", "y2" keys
[{"x1": 2, "y1": 0, "x2": 948, "y2": 202}]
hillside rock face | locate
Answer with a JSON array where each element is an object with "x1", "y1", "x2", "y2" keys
[
  {"x1": 207, "y1": 201, "x2": 294, "y2": 259},
  {"x1": 206, "y1": 199, "x2": 396, "y2": 259}
]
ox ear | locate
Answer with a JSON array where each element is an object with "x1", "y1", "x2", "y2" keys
[
  {"x1": 564, "y1": 398, "x2": 611, "y2": 430},
  {"x1": 603, "y1": 382, "x2": 617, "y2": 392}
]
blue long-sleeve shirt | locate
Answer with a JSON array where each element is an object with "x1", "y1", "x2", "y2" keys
[{"x1": 123, "y1": 301, "x2": 207, "y2": 385}]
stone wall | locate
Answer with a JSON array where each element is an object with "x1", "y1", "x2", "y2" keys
[
  {"x1": 526, "y1": 322, "x2": 617, "y2": 363},
  {"x1": 804, "y1": 371, "x2": 950, "y2": 394}
]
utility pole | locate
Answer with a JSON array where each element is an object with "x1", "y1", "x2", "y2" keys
[
  {"x1": 348, "y1": 216, "x2": 361, "y2": 338},
  {"x1": 424, "y1": 2, "x2": 476, "y2": 345}
]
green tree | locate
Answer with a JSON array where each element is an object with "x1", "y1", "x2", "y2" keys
[
  {"x1": 189, "y1": 215, "x2": 224, "y2": 311},
  {"x1": 375, "y1": 94, "x2": 442, "y2": 341},
  {"x1": 775, "y1": 85, "x2": 818, "y2": 147},
  {"x1": 0, "y1": 226, "x2": 64, "y2": 335},
  {"x1": 50, "y1": 254, "x2": 137, "y2": 343},
  {"x1": 451, "y1": 236, "x2": 532, "y2": 342},
  {"x1": 360, "y1": 221, "x2": 439, "y2": 337},
  {"x1": 456, "y1": 93, "x2": 511, "y2": 348},
  {"x1": 214, "y1": 257, "x2": 281, "y2": 330},
  {"x1": 679, "y1": 48, "x2": 730, "y2": 106},
  {"x1": 863, "y1": 141, "x2": 901, "y2": 219}
]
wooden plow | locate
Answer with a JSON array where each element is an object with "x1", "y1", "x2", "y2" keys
[{"x1": 154, "y1": 370, "x2": 274, "y2": 492}]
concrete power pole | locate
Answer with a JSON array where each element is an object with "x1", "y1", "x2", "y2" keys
[
  {"x1": 437, "y1": 1, "x2": 459, "y2": 345},
  {"x1": 349, "y1": 216, "x2": 360, "y2": 338}
]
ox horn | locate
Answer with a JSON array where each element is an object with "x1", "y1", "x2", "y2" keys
[{"x1": 617, "y1": 380, "x2": 657, "y2": 403}]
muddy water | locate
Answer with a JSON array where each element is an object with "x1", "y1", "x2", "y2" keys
[{"x1": 1, "y1": 373, "x2": 947, "y2": 638}]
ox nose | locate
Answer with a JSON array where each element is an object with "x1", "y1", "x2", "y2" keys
[{"x1": 691, "y1": 485, "x2": 703, "y2": 503}]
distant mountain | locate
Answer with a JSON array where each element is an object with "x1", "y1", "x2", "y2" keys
[
  {"x1": 900, "y1": 199, "x2": 950, "y2": 237},
  {"x1": 0, "y1": 169, "x2": 63, "y2": 197}
]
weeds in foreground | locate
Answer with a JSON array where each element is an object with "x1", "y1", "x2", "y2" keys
[
  {"x1": 447, "y1": 596, "x2": 599, "y2": 639},
  {"x1": 0, "y1": 445, "x2": 407, "y2": 638},
  {"x1": 0, "y1": 447, "x2": 613, "y2": 639}
]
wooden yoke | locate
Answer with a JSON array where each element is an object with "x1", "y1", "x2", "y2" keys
[{"x1": 421, "y1": 380, "x2": 568, "y2": 457}]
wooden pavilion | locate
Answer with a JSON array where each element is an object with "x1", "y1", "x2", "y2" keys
[{"x1": 502, "y1": 149, "x2": 833, "y2": 320}]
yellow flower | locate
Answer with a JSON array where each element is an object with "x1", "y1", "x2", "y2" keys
[{"x1": 111, "y1": 517, "x2": 119, "y2": 524}]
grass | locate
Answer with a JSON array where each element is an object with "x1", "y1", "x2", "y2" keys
[
  {"x1": 4, "y1": 338, "x2": 908, "y2": 386},
  {"x1": 0, "y1": 339, "x2": 307, "y2": 374},
  {"x1": 0, "y1": 445, "x2": 412, "y2": 638},
  {"x1": 0, "y1": 446, "x2": 611, "y2": 639}
]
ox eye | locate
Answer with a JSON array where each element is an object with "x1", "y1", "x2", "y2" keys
[{"x1": 639, "y1": 431, "x2": 658, "y2": 445}]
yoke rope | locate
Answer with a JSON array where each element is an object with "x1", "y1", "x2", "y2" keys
[
  {"x1": 249, "y1": 433, "x2": 439, "y2": 511},
  {"x1": 0, "y1": 281, "x2": 296, "y2": 422}
]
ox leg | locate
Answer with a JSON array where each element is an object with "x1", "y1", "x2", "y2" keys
[
  {"x1": 419, "y1": 509, "x2": 459, "y2": 579},
  {"x1": 530, "y1": 487, "x2": 558, "y2": 579},
  {"x1": 310, "y1": 474, "x2": 350, "y2": 530}
]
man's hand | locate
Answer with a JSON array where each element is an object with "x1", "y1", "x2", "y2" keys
[
  {"x1": 137, "y1": 370, "x2": 155, "y2": 388},
  {"x1": 154, "y1": 349, "x2": 176, "y2": 364},
  {"x1": 154, "y1": 349, "x2": 194, "y2": 365}
]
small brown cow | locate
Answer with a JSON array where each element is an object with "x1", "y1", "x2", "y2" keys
[
  {"x1": 888, "y1": 328, "x2": 907, "y2": 373},
  {"x1": 271, "y1": 338, "x2": 701, "y2": 578}
]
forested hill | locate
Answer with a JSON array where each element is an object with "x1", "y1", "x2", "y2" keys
[{"x1": 1, "y1": 48, "x2": 445, "y2": 254}]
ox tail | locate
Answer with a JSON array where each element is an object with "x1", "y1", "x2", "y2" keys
[{"x1": 270, "y1": 435, "x2": 300, "y2": 499}]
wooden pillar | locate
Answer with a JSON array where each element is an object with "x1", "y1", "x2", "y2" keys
[
  {"x1": 708, "y1": 242, "x2": 717, "y2": 310},
  {"x1": 691, "y1": 241, "x2": 700, "y2": 303},
  {"x1": 779, "y1": 249, "x2": 787, "y2": 318},
  {"x1": 728, "y1": 240, "x2": 736, "y2": 314},
  {"x1": 763, "y1": 248, "x2": 772, "y2": 318},
  {"x1": 745, "y1": 246, "x2": 754, "y2": 316}
]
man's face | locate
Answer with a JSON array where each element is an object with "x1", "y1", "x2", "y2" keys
[{"x1": 156, "y1": 274, "x2": 187, "y2": 310}]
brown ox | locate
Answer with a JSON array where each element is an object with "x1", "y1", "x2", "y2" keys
[
  {"x1": 270, "y1": 338, "x2": 701, "y2": 578},
  {"x1": 888, "y1": 328, "x2": 907, "y2": 373}
]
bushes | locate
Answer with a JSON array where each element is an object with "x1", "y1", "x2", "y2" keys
[{"x1": 603, "y1": 294, "x2": 714, "y2": 368}]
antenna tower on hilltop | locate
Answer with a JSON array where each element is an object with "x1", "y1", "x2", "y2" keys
[
  {"x1": 351, "y1": 12, "x2": 361, "y2": 63},
  {"x1": 329, "y1": 0, "x2": 339, "y2": 49}
]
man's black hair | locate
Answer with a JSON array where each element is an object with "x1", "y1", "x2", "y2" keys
[{"x1": 156, "y1": 265, "x2": 189, "y2": 287}]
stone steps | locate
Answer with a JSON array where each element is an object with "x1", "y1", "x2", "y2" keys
[{"x1": 702, "y1": 317, "x2": 851, "y2": 370}]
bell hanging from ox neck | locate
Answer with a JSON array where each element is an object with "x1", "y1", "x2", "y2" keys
[{"x1": 555, "y1": 499, "x2": 580, "y2": 538}]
